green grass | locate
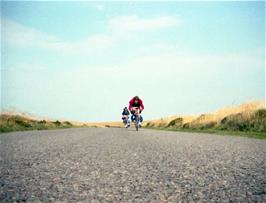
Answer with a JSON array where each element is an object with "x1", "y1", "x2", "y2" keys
[{"x1": 144, "y1": 126, "x2": 266, "y2": 139}]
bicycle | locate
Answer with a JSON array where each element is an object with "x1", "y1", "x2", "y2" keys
[{"x1": 132, "y1": 107, "x2": 141, "y2": 131}]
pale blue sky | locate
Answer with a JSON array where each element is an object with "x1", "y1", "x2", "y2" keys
[{"x1": 1, "y1": 1, "x2": 265, "y2": 122}]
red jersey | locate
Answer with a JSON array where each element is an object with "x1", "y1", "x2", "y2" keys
[{"x1": 129, "y1": 98, "x2": 144, "y2": 110}]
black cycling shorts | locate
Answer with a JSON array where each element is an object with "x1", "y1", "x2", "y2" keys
[{"x1": 131, "y1": 109, "x2": 142, "y2": 114}]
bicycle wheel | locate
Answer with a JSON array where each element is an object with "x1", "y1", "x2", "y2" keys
[{"x1": 135, "y1": 114, "x2": 139, "y2": 131}]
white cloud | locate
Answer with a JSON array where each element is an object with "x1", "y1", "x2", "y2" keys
[
  {"x1": 108, "y1": 15, "x2": 181, "y2": 37},
  {"x1": 57, "y1": 47, "x2": 264, "y2": 80},
  {"x1": 2, "y1": 15, "x2": 181, "y2": 53},
  {"x1": 96, "y1": 4, "x2": 104, "y2": 11},
  {"x1": 42, "y1": 34, "x2": 113, "y2": 54},
  {"x1": 2, "y1": 19, "x2": 57, "y2": 47},
  {"x1": 2, "y1": 18, "x2": 113, "y2": 54}
]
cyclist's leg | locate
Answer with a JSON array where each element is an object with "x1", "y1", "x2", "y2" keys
[
  {"x1": 131, "y1": 114, "x2": 135, "y2": 122},
  {"x1": 123, "y1": 119, "x2": 127, "y2": 125},
  {"x1": 122, "y1": 116, "x2": 127, "y2": 124},
  {"x1": 126, "y1": 116, "x2": 131, "y2": 127},
  {"x1": 140, "y1": 115, "x2": 143, "y2": 122},
  {"x1": 135, "y1": 109, "x2": 141, "y2": 126},
  {"x1": 138, "y1": 109, "x2": 143, "y2": 122}
]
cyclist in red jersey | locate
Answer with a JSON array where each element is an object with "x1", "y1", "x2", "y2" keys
[{"x1": 128, "y1": 96, "x2": 144, "y2": 127}]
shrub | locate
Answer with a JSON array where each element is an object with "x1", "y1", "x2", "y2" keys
[
  {"x1": 63, "y1": 121, "x2": 72, "y2": 126},
  {"x1": 15, "y1": 119, "x2": 32, "y2": 128},
  {"x1": 254, "y1": 109, "x2": 266, "y2": 119},
  {"x1": 204, "y1": 121, "x2": 217, "y2": 129},
  {"x1": 38, "y1": 120, "x2": 46, "y2": 124},
  {"x1": 53, "y1": 120, "x2": 61, "y2": 126},
  {"x1": 36, "y1": 125, "x2": 48, "y2": 130},
  {"x1": 146, "y1": 122, "x2": 151, "y2": 127},
  {"x1": 149, "y1": 123, "x2": 155, "y2": 127},
  {"x1": 182, "y1": 123, "x2": 190, "y2": 129},
  {"x1": 250, "y1": 109, "x2": 266, "y2": 132},
  {"x1": 167, "y1": 117, "x2": 183, "y2": 127},
  {"x1": 0, "y1": 126, "x2": 13, "y2": 132},
  {"x1": 145, "y1": 122, "x2": 155, "y2": 127},
  {"x1": 220, "y1": 113, "x2": 249, "y2": 131}
]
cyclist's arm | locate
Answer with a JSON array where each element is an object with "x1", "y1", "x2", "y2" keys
[
  {"x1": 140, "y1": 100, "x2": 144, "y2": 111},
  {"x1": 129, "y1": 100, "x2": 133, "y2": 111}
]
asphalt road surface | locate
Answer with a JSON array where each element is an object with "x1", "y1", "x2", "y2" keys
[{"x1": 1, "y1": 128, "x2": 265, "y2": 202}]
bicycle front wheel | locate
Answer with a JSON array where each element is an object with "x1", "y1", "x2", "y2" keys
[{"x1": 135, "y1": 115, "x2": 139, "y2": 131}]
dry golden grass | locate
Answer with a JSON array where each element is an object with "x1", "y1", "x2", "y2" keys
[
  {"x1": 145, "y1": 100, "x2": 266, "y2": 127},
  {"x1": 143, "y1": 115, "x2": 196, "y2": 127},
  {"x1": 215, "y1": 101, "x2": 265, "y2": 121},
  {"x1": 2, "y1": 101, "x2": 264, "y2": 130},
  {"x1": 84, "y1": 121, "x2": 123, "y2": 128}
]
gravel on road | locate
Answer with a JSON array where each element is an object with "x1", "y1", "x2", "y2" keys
[{"x1": 0, "y1": 128, "x2": 265, "y2": 202}]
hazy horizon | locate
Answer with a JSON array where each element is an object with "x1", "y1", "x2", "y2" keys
[{"x1": 1, "y1": 1, "x2": 265, "y2": 122}]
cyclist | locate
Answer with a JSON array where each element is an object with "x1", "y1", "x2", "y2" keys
[
  {"x1": 129, "y1": 96, "x2": 144, "y2": 127},
  {"x1": 122, "y1": 107, "x2": 130, "y2": 128}
]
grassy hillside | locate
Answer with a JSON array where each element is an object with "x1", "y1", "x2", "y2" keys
[
  {"x1": 0, "y1": 113, "x2": 124, "y2": 133},
  {"x1": 144, "y1": 101, "x2": 266, "y2": 138},
  {"x1": 0, "y1": 114, "x2": 74, "y2": 133}
]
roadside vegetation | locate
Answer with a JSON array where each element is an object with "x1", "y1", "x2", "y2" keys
[
  {"x1": 2, "y1": 101, "x2": 265, "y2": 138},
  {"x1": 0, "y1": 114, "x2": 73, "y2": 133},
  {"x1": 144, "y1": 101, "x2": 266, "y2": 139},
  {"x1": 0, "y1": 113, "x2": 124, "y2": 133}
]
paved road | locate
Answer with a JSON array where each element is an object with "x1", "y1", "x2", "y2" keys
[{"x1": 1, "y1": 128, "x2": 265, "y2": 202}]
